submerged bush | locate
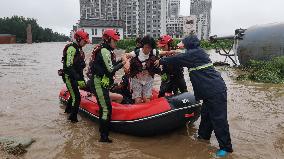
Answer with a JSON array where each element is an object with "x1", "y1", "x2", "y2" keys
[{"x1": 237, "y1": 56, "x2": 284, "y2": 83}]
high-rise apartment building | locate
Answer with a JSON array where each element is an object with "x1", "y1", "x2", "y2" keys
[
  {"x1": 80, "y1": 0, "x2": 167, "y2": 38},
  {"x1": 168, "y1": 0, "x2": 180, "y2": 18},
  {"x1": 190, "y1": 0, "x2": 212, "y2": 39},
  {"x1": 79, "y1": 0, "x2": 211, "y2": 39},
  {"x1": 80, "y1": 0, "x2": 120, "y2": 20}
]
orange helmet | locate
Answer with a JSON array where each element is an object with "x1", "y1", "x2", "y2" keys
[
  {"x1": 103, "y1": 29, "x2": 120, "y2": 41},
  {"x1": 158, "y1": 35, "x2": 173, "y2": 47},
  {"x1": 74, "y1": 30, "x2": 91, "y2": 43}
]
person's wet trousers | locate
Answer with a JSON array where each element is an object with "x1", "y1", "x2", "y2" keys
[{"x1": 198, "y1": 91, "x2": 233, "y2": 152}]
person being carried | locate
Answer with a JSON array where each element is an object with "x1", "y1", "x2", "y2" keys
[
  {"x1": 87, "y1": 29, "x2": 123, "y2": 143},
  {"x1": 157, "y1": 35, "x2": 188, "y2": 97},
  {"x1": 154, "y1": 35, "x2": 233, "y2": 157},
  {"x1": 123, "y1": 35, "x2": 160, "y2": 104},
  {"x1": 59, "y1": 30, "x2": 90, "y2": 123}
]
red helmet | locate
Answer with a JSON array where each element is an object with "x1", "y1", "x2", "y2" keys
[
  {"x1": 74, "y1": 30, "x2": 91, "y2": 43},
  {"x1": 158, "y1": 35, "x2": 173, "y2": 47},
  {"x1": 103, "y1": 29, "x2": 120, "y2": 41}
]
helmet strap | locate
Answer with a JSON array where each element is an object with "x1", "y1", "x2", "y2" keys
[
  {"x1": 103, "y1": 37, "x2": 111, "y2": 44},
  {"x1": 74, "y1": 39, "x2": 83, "y2": 48},
  {"x1": 76, "y1": 37, "x2": 82, "y2": 43}
]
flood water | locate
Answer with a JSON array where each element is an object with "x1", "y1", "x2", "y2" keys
[{"x1": 0, "y1": 43, "x2": 283, "y2": 159}]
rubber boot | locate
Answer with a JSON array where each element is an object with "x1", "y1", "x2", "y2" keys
[
  {"x1": 68, "y1": 114, "x2": 78, "y2": 123},
  {"x1": 64, "y1": 99, "x2": 72, "y2": 114},
  {"x1": 215, "y1": 149, "x2": 230, "y2": 158},
  {"x1": 99, "y1": 133, "x2": 112, "y2": 143},
  {"x1": 68, "y1": 107, "x2": 78, "y2": 123}
]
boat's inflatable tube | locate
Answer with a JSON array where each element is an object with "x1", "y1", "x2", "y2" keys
[{"x1": 59, "y1": 86, "x2": 201, "y2": 136}]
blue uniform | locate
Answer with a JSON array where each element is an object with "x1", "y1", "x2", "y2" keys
[{"x1": 160, "y1": 35, "x2": 233, "y2": 152}]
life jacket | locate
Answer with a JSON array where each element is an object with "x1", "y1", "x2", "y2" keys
[
  {"x1": 87, "y1": 44, "x2": 103, "y2": 79},
  {"x1": 87, "y1": 43, "x2": 116, "y2": 79},
  {"x1": 62, "y1": 43, "x2": 80, "y2": 68},
  {"x1": 58, "y1": 43, "x2": 85, "y2": 80},
  {"x1": 129, "y1": 49, "x2": 160, "y2": 78}
]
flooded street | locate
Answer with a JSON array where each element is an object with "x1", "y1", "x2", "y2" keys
[{"x1": 0, "y1": 43, "x2": 283, "y2": 159}]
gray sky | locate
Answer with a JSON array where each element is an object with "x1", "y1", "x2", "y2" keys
[{"x1": 0, "y1": 0, "x2": 284, "y2": 36}]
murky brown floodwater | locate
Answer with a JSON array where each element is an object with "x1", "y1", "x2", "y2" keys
[{"x1": 0, "y1": 43, "x2": 283, "y2": 159}]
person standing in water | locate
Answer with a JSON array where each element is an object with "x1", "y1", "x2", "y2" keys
[
  {"x1": 61, "y1": 30, "x2": 90, "y2": 123},
  {"x1": 155, "y1": 35, "x2": 233, "y2": 158},
  {"x1": 87, "y1": 29, "x2": 123, "y2": 143}
]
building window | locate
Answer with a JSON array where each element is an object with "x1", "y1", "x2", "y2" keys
[
  {"x1": 92, "y1": 29, "x2": 94, "y2": 35},
  {"x1": 95, "y1": 29, "x2": 97, "y2": 35}
]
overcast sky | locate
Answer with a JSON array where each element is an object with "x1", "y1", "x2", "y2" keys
[{"x1": 1, "y1": 0, "x2": 284, "y2": 36}]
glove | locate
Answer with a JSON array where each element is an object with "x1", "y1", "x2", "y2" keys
[
  {"x1": 161, "y1": 73, "x2": 168, "y2": 82},
  {"x1": 78, "y1": 80, "x2": 86, "y2": 89},
  {"x1": 101, "y1": 75, "x2": 110, "y2": 88}
]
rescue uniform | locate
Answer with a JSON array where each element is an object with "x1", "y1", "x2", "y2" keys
[
  {"x1": 88, "y1": 43, "x2": 123, "y2": 139},
  {"x1": 62, "y1": 43, "x2": 85, "y2": 122},
  {"x1": 159, "y1": 36, "x2": 233, "y2": 152}
]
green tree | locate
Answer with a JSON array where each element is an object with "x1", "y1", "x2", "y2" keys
[{"x1": 0, "y1": 15, "x2": 70, "y2": 43}]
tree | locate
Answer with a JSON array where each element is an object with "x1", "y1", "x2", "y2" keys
[{"x1": 0, "y1": 16, "x2": 70, "y2": 43}]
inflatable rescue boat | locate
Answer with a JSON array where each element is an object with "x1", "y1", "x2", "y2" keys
[{"x1": 59, "y1": 86, "x2": 201, "y2": 136}]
